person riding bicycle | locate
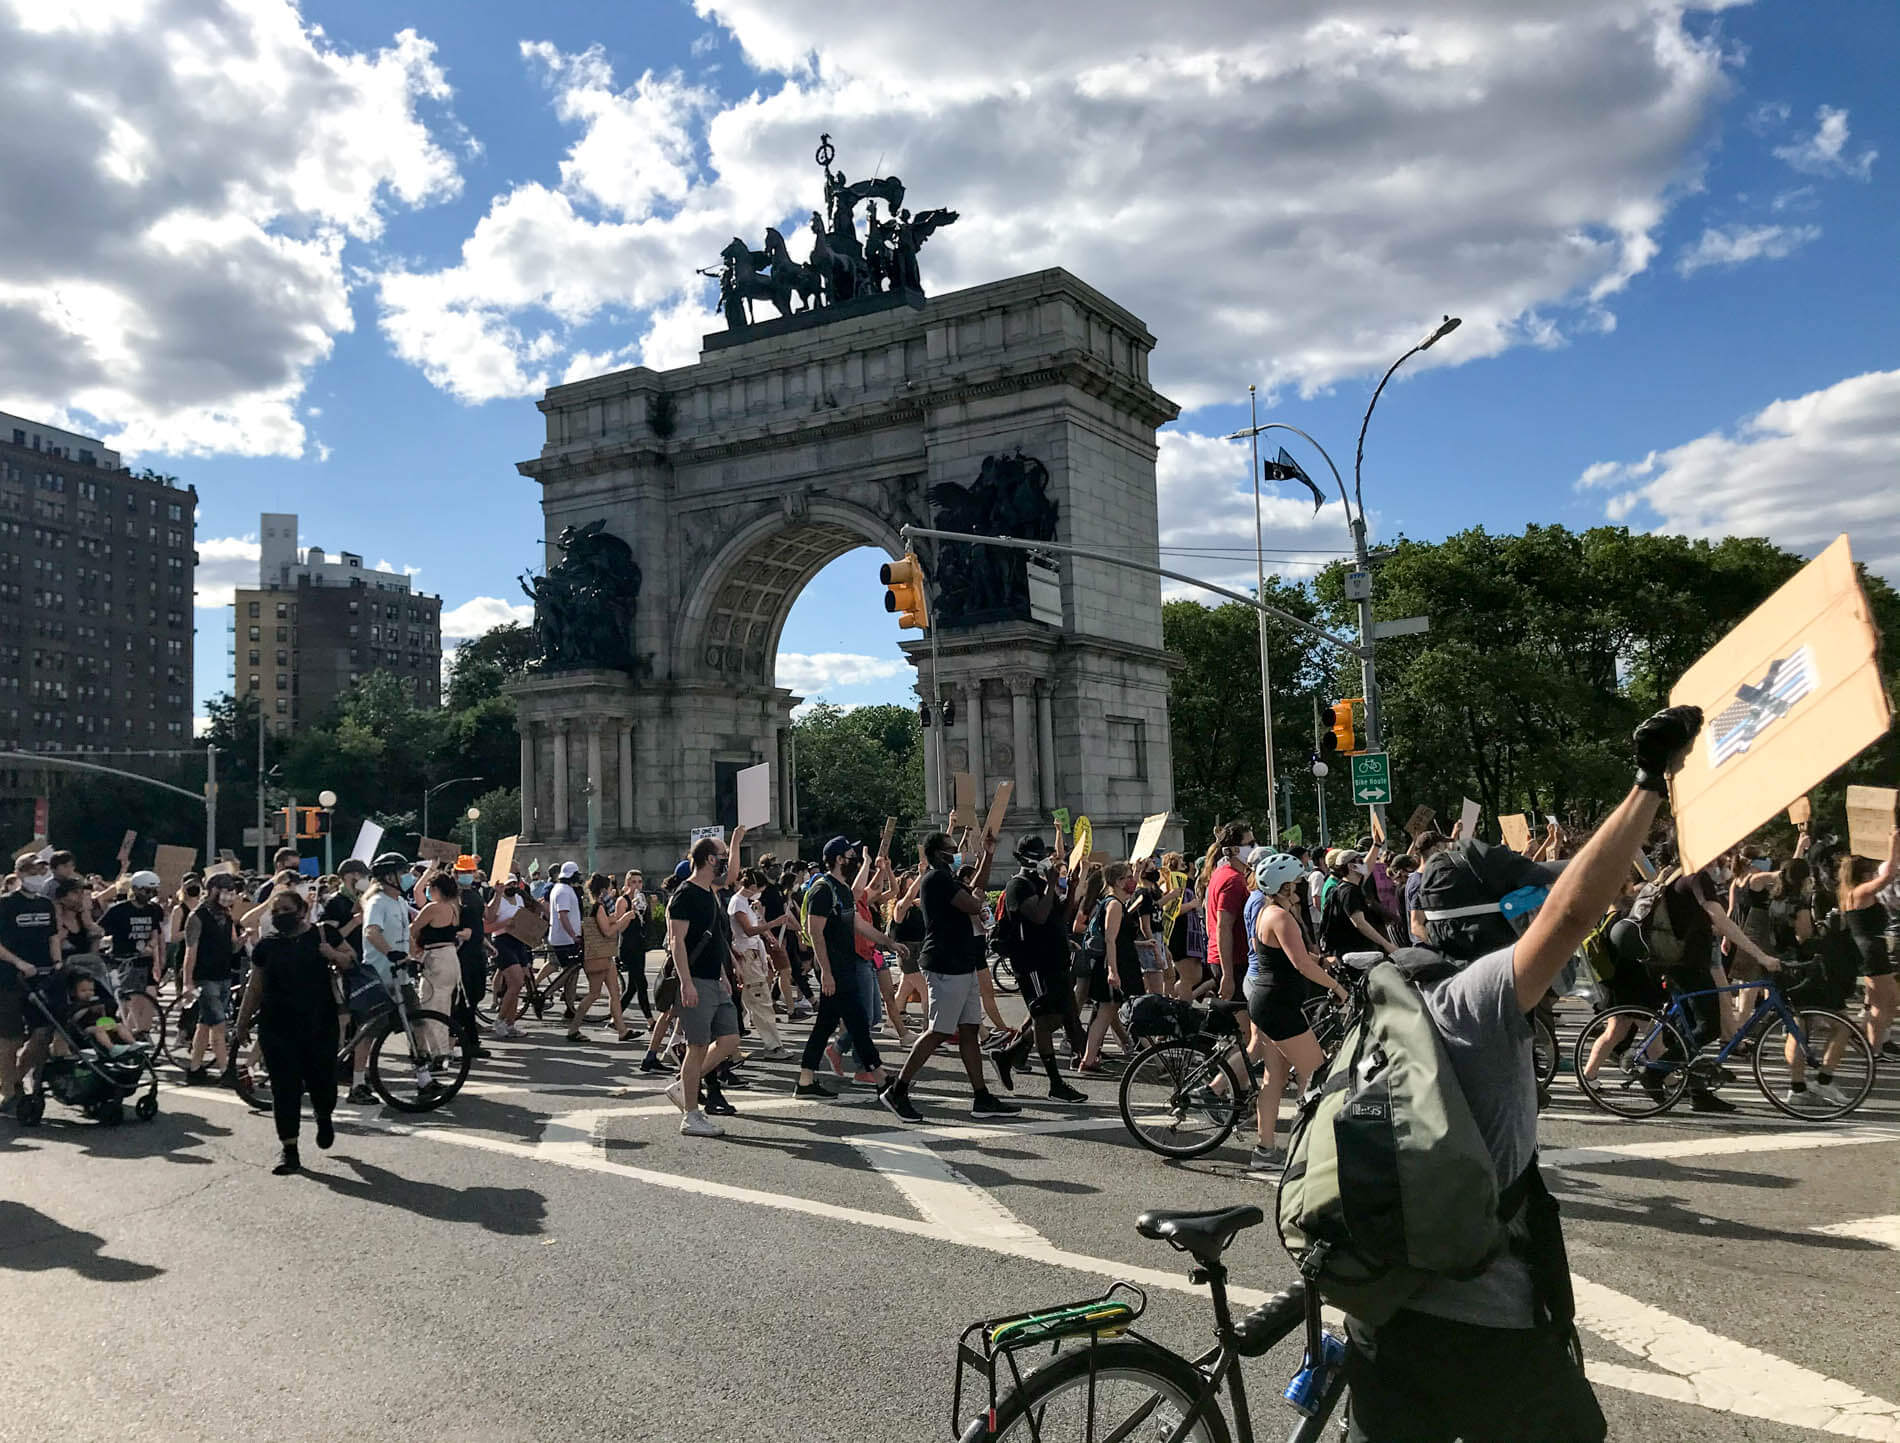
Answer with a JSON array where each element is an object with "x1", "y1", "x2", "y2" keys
[
  {"x1": 1341, "y1": 707, "x2": 1705, "y2": 1443},
  {"x1": 349, "y1": 851, "x2": 413, "y2": 1104}
]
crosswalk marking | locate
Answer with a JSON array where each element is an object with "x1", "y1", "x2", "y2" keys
[{"x1": 1812, "y1": 1215, "x2": 1900, "y2": 1250}]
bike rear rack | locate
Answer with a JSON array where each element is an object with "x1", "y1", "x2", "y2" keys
[{"x1": 952, "y1": 1282, "x2": 1148, "y2": 1439}]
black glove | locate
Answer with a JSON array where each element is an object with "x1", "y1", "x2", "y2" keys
[{"x1": 1634, "y1": 706, "x2": 1703, "y2": 795}]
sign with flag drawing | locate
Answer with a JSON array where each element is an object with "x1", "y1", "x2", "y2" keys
[{"x1": 1670, "y1": 535, "x2": 1891, "y2": 871}]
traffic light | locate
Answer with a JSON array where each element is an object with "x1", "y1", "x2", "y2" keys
[
  {"x1": 299, "y1": 807, "x2": 330, "y2": 839},
  {"x1": 1320, "y1": 698, "x2": 1361, "y2": 757},
  {"x1": 880, "y1": 552, "x2": 930, "y2": 630},
  {"x1": 278, "y1": 806, "x2": 295, "y2": 842}
]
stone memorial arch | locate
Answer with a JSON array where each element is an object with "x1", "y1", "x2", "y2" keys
[{"x1": 508, "y1": 141, "x2": 1183, "y2": 873}]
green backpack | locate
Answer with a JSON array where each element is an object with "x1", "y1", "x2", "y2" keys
[{"x1": 1277, "y1": 952, "x2": 1528, "y2": 1325}]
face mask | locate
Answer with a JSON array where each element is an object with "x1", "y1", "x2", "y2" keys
[
  {"x1": 1749, "y1": 858, "x2": 1773, "y2": 873},
  {"x1": 24, "y1": 873, "x2": 53, "y2": 896},
  {"x1": 1036, "y1": 858, "x2": 1053, "y2": 876},
  {"x1": 271, "y1": 910, "x2": 300, "y2": 929},
  {"x1": 1233, "y1": 845, "x2": 1256, "y2": 865}
]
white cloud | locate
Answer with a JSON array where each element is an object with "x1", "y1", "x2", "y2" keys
[
  {"x1": 1772, "y1": 105, "x2": 1876, "y2": 181},
  {"x1": 193, "y1": 715, "x2": 211, "y2": 738},
  {"x1": 775, "y1": 651, "x2": 908, "y2": 693},
  {"x1": 1675, "y1": 222, "x2": 1820, "y2": 277},
  {"x1": 1578, "y1": 368, "x2": 1900, "y2": 578},
  {"x1": 1154, "y1": 430, "x2": 1356, "y2": 598},
  {"x1": 192, "y1": 534, "x2": 261, "y2": 609},
  {"x1": 439, "y1": 596, "x2": 532, "y2": 642},
  {"x1": 0, "y1": 1, "x2": 463, "y2": 457},
  {"x1": 376, "y1": 3, "x2": 1732, "y2": 411}
]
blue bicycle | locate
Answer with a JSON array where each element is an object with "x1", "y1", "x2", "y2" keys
[{"x1": 1573, "y1": 965, "x2": 1874, "y2": 1122}]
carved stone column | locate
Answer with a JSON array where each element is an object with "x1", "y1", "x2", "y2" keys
[
  {"x1": 617, "y1": 721, "x2": 634, "y2": 832},
  {"x1": 1036, "y1": 682, "x2": 1057, "y2": 812},
  {"x1": 551, "y1": 722, "x2": 570, "y2": 835},
  {"x1": 519, "y1": 722, "x2": 536, "y2": 839},
  {"x1": 1008, "y1": 674, "x2": 1035, "y2": 811}
]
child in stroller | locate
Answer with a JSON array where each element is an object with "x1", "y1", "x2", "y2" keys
[{"x1": 13, "y1": 961, "x2": 161, "y2": 1127}]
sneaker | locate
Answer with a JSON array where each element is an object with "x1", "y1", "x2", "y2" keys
[
  {"x1": 1688, "y1": 1090, "x2": 1737, "y2": 1114},
  {"x1": 881, "y1": 1083, "x2": 924, "y2": 1123},
  {"x1": 759, "y1": 1044, "x2": 792, "y2": 1062},
  {"x1": 794, "y1": 1079, "x2": 837, "y2": 1101},
  {"x1": 790, "y1": 1002, "x2": 813, "y2": 1021},
  {"x1": 1248, "y1": 1146, "x2": 1286, "y2": 1174},
  {"x1": 489, "y1": 1023, "x2": 512, "y2": 1041},
  {"x1": 506, "y1": 1024, "x2": 528, "y2": 1040},
  {"x1": 852, "y1": 1070, "x2": 879, "y2": 1087},
  {"x1": 704, "y1": 1091, "x2": 738, "y2": 1118},
  {"x1": 182, "y1": 1066, "x2": 209, "y2": 1086},
  {"x1": 1047, "y1": 1081, "x2": 1088, "y2": 1105},
  {"x1": 680, "y1": 1110, "x2": 724, "y2": 1138},
  {"x1": 640, "y1": 1053, "x2": 665, "y2": 1074},
  {"x1": 345, "y1": 1084, "x2": 375, "y2": 1105},
  {"x1": 315, "y1": 1117, "x2": 335, "y2": 1151},
  {"x1": 992, "y1": 1050, "x2": 1016, "y2": 1093},
  {"x1": 1808, "y1": 1080, "x2": 1848, "y2": 1107},
  {"x1": 271, "y1": 1146, "x2": 302, "y2": 1176},
  {"x1": 716, "y1": 1070, "x2": 752, "y2": 1091},
  {"x1": 971, "y1": 1090, "x2": 1021, "y2": 1119},
  {"x1": 664, "y1": 1079, "x2": 686, "y2": 1112}
]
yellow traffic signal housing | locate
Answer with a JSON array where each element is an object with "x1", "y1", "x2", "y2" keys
[
  {"x1": 1333, "y1": 697, "x2": 1362, "y2": 756},
  {"x1": 881, "y1": 552, "x2": 931, "y2": 630}
]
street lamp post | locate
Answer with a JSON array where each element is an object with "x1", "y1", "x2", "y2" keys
[
  {"x1": 423, "y1": 776, "x2": 484, "y2": 850},
  {"x1": 1243, "y1": 385, "x2": 1277, "y2": 844},
  {"x1": 467, "y1": 806, "x2": 481, "y2": 860},
  {"x1": 318, "y1": 788, "x2": 337, "y2": 875}
]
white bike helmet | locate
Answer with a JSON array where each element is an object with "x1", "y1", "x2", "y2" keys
[
  {"x1": 129, "y1": 870, "x2": 161, "y2": 891},
  {"x1": 1251, "y1": 851, "x2": 1304, "y2": 894}
]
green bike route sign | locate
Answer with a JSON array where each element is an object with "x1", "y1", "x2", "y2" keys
[{"x1": 1350, "y1": 751, "x2": 1391, "y2": 805}]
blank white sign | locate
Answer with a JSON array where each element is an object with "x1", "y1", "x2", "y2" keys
[{"x1": 737, "y1": 762, "x2": 772, "y2": 830}]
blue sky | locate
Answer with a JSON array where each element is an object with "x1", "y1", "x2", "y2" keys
[{"x1": 0, "y1": 1, "x2": 1894, "y2": 724}]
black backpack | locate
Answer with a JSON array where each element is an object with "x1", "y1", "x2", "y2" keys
[{"x1": 990, "y1": 886, "x2": 1025, "y2": 961}]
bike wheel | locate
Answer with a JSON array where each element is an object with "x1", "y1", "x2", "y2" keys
[
  {"x1": 1532, "y1": 1012, "x2": 1560, "y2": 1088},
  {"x1": 990, "y1": 957, "x2": 1020, "y2": 995},
  {"x1": 368, "y1": 1009, "x2": 474, "y2": 1113},
  {"x1": 984, "y1": 1338, "x2": 1232, "y2": 1443},
  {"x1": 1572, "y1": 1007, "x2": 1691, "y2": 1118},
  {"x1": 1119, "y1": 1042, "x2": 1245, "y2": 1159},
  {"x1": 1753, "y1": 1009, "x2": 1875, "y2": 1121},
  {"x1": 231, "y1": 1036, "x2": 274, "y2": 1114},
  {"x1": 156, "y1": 998, "x2": 195, "y2": 1068}
]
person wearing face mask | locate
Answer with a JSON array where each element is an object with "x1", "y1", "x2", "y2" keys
[
  {"x1": 1319, "y1": 850, "x2": 1397, "y2": 960},
  {"x1": 881, "y1": 831, "x2": 1016, "y2": 1123},
  {"x1": 1202, "y1": 822, "x2": 1256, "y2": 1001},
  {"x1": 100, "y1": 870, "x2": 167, "y2": 1044},
  {"x1": 727, "y1": 868, "x2": 787, "y2": 1060},
  {"x1": 666, "y1": 828, "x2": 749, "y2": 1136},
  {"x1": 0, "y1": 853, "x2": 62, "y2": 1116},
  {"x1": 796, "y1": 834, "x2": 903, "y2": 1103},
  {"x1": 235, "y1": 886, "x2": 354, "y2": 1175},
  {"x1": 1078, "y1": 861, "x2": 1147, "y2": 1073},
  {"x1": 181, "y1": 873, "x2": 245, "y2": 1085},
  {"x1": 990, "y1": 837, "x2": 1090, "y2": 1104}
]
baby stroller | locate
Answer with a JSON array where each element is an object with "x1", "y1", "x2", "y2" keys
[{"x1": 15, "y1": 961, "x2": 161, "y2": 1127}]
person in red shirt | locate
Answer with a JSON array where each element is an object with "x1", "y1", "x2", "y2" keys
[{"x1": 1203, "y1": 821, "x2": 1256, "y2": 1001}]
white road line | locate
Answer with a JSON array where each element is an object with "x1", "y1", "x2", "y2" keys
[
  {"x1": 1545, "y1": 1122, "x2": 1900, "y2": 1169},
  {"x1": 1813, "y1": 1215, "x2": 1900, "y2": 1250},
  {"x1": 165, "y1": 1085, "x2": 1900, "y2": 1438}
]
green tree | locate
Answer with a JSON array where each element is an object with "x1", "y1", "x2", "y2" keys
[
  {"x1": 444, "y1": 621, "x2": 536, "y2": 711},
  {"x1": 792, "y1": 703, "x2": 925, "y2": 853}
]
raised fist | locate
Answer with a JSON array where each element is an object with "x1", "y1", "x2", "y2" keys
[{"x1": 1634, "y1": 706, "x2": 1704, "y2": 795}]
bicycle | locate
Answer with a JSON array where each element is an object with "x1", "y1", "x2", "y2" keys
[
  {"x1": 1117, "y1": 1000, "x2": 1260, "y2": 1159},
  {"x1": 231, "y1": 959, "x2": 476, "y2": 1115},
  {"x1": 1532, "y1": 1009, "x2": 1560, "y2": 1090},
  {"x1": 952, "y1": 1204, "x2": 1347, "y2": 1441},
  {"x1": 1572, "y1": 963, "x2": 1874, "y2": 1121}
]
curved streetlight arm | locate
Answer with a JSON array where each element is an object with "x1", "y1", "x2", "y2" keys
[
  {"x1": 1353, "y1": 344, "x2": 1424, "y2": 525},
  {"x1": 1249, "y1": 422, "x2": 1353, "y2": 530},
  {"x1": 427, "y1": 776, "x2": 483, "y2": 801}
]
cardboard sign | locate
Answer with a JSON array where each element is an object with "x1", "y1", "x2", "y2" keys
[
  {"x1": 1499, "y1": 813, "x2": 1532, "y2": 853},
  {"x1": 951, "y1": 772, "x2": 976, "y2": 830},
  {"x1": 1846, "y1": 786, "x2": 1897, "y2": 861},
  {"x1": 116, "y1": 830, "x2": 137, "y2": 868},
  {"x1": 1670, "y1": 535, "x2": 1892, "y2": 871},
  {"x1": 1458, "y1": 798, "x2": 1481, "y2": 842},
  {"x1": 347, "y1": 821, "x2": 384, "y2": 865},
  {"x1": 1404, "y1": 805, "x2": 1435, "y2": 839},
  {"x1": 878, "y1": 816, "x2": 897, "y2": 858},
  {"x1": 218, "y1": 849, "x2": 238, "y2": 865},
  {"x1": 736, "y1": 762, "x2": 772, "y2": 830},
  {"x1": 1282, "y1": 823, "x2": 1303, "y2": 847},
  {"x1": 490, "y1": 834, "x2": 519, "y2": 883},
  {"x1": 206, "y1": 860, "x2": 239, "y2": 878},
  {"x1": 1787, "y1": 796, "x2": 1811, "y2": 827},
  {"x1": 417, "y1": 836, "x2": 459, "y2": 864},
  {"x1": 983, "y1": 781, "x2": 1014, "y2": 840},
  {"x1": 1129, "y1": 811, "x2": 1169, "y2": 863},
  {"x1": 1368, "y1": 809, "x2": 1386, "y2": 846},
  {"x1": 152, "y1": 844, "x2": 196, "y2": 900}
]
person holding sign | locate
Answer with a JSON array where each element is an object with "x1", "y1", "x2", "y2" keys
[{"x1": 1837, "y1": 827, "x2": 1900, "y2": 1057}]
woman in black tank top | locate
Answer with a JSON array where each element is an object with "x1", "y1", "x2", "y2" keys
[{"x1": 1838, "y1": 833, "x2": 1899, "y2": 1058}]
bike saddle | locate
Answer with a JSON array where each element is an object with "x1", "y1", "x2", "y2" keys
[
  {"x1": 1207, "y1": 998, "x2": 1249, "y2": 1014},
  {"x1": 1135, "y1": 1204, "x2": 1264, "y2": 1263}
]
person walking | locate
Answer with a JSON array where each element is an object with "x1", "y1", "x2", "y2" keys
[
  {"x1": 572, "y1": 873, "x2": 640, "y2": 1043},
  {"x1": 1838, "y1": 828, "x2": 1900, "y2": 1056},
  {"x1": 666, "y1": 832, "x2": 746, "y2": 1136},
  {"x1": 546, "y1": 861, "x2": 585, "y2": 1019},
  {"x1": 795, "y1": 836, "x2": 902, "y2": 1101},
  {"x1": 616, "y1": 870, "x2": 654, "y2": 1022},
  {"x1": 990, "y1": 837, "x2": 1089, "y2": 1103},
  {"x1": 180, "y1": 873, "x2": 245, "y2": 1085},
  {"x1": 880, "y1": 832, "x2": 1017, "y2": 1123},
  {"x1": 411, "y1": 871, "x2": 468, "y2": 1057},
  {"x1": 234, "y1": 887, "x2": 353, "y2": 1175},
  {"x1": 485, "y1": 873, "x2": 536, "y2": 1038},
  {"x1": 729, "y1": 868, "x2": 788, "y2": 1060}
]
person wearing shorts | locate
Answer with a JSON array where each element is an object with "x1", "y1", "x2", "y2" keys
[
  {"x1": 1243, "y1": 851, "x2": 1348, "y2": 1173},
  {"x1": 1, "y1": 863, "x2": 62, "y2": 1113},
  {"x1": 880, "y1": 831, "x2": 1016, "y2": 1124},
  {"x1": 664, "y1": 832, "x2": 745, "y2": 1137},
  {"x1": 991, "y1": 837, "x2": 1089, "y2": 1104}
]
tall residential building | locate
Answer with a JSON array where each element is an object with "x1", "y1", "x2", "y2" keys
[
  {"x1": 231, "y1": 512, "x2": 442, "y2": 733},
  {"x1": 0, "y1": 410, "x2": 196, "y2": 754}
]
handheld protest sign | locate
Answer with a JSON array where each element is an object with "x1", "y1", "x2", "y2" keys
[
  {"x1": 153, "y1": 844, "x2": 196, "y2": 899},
  {"x1": 1052, "y1": 807, "x2": 1071, "y2": 835},
  {"x1": 490, "y1": 835, "x2": 519, "y2": 883},
  {"x1": 1670, "y1": 535, "x2": 1892, "y2": 871},
  {"x1": 117, "y1": 830, "x2": 137, "y2": 869},
  {"x1": 878, "y1": 816, "x2": 897, "y2": 858},
  {"x1": 348, "y1": 821, "x2": 385, "y2": 865},
  {"x1": 1404, "y1": 805, "x2": 1435, "y2": 839},
  {"x1": 1787, "y1": 796, "x2": 1812, "y2": 828},
  {"x1": 418, "y1": 836, "x2": 458, "y2": 864},
  {"x1": 1368, "y1": 809, "x2": 1385, "y2": 846},
  {"x1": 1071, "y1": 815, "x2": 1093, "y2": 867},
  {"x1": 1499, "y1": 813, "x2": 1532, "y2": 853},
  {"x1": 951, "y1": 772, "x2": 976, "y2": 830},
  {"x1": 982, "y1": 781, "x2": 1014, "y2": 840},
  {"x1": 1130, "y1": 811, "x2": 1169, "y2": 863},
  {"x1": 1457, "y1": 798, "x2": 1481, "y2": 842},
  {"x1": 736, "y1": 763, "x2": 772, "y2": 830},
  {"x1": 1846, "y1": 786, "x2": 1897, "y2": 860}
]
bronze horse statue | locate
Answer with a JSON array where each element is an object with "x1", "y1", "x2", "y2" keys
[
  {"x1": 761, "y1": 227, "x2": 821, "y2": 313},
  {"x1": 719, "y1": 237, "x2": 797, "y2": 327}
]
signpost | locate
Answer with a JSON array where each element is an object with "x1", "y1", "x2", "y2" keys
[{"x1": 1349, "y1": 752, "x2": 1391, "y2": 806}]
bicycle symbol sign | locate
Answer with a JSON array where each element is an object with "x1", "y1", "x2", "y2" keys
[{"x1": 1350, "y1": 751, "x2": 1391, "y2": 804}]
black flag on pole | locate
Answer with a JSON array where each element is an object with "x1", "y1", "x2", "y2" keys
[{"x1": 1263, "y1": 447, "x2": 1326, "y2": 514}]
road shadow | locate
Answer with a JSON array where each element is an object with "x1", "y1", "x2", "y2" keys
[
  {"x1": 0, "y1": 1201, "x2": 164, "y2": 1282},
  {"x1": 7, "y1": 1107, "x2": 234, "y2": 1165},
  {"x1": 1552, "y1": 1175, "x2": 1886, "y2": 1249},
  {"x1": 299, "y1": 1156, "x2": 548, "y2": 1235},
  {"x1": 952, "y1": 1160, "x2": 1102, "y2": 1197}
]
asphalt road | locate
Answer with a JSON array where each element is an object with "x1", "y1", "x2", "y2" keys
[{"x1": 4, "y1": 986, "x2": 1898, "y2": 1443}]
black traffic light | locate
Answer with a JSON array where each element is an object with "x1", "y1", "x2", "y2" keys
[{"x1": 1318, "y1": 704, "x2": 1339, "y2": 757}]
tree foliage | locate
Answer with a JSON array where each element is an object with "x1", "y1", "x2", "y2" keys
[{"x1": 791, "y1": 703, "x2": 926, "y2": 853}]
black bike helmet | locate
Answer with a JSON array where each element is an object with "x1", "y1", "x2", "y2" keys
[{"x1": 370, "y1": 851, "x2": 408, "y2": 881}]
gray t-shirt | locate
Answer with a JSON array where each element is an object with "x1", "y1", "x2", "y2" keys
[{"x1": 1408, "y1": 944, "x2": 1538, "y2": 1327}]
